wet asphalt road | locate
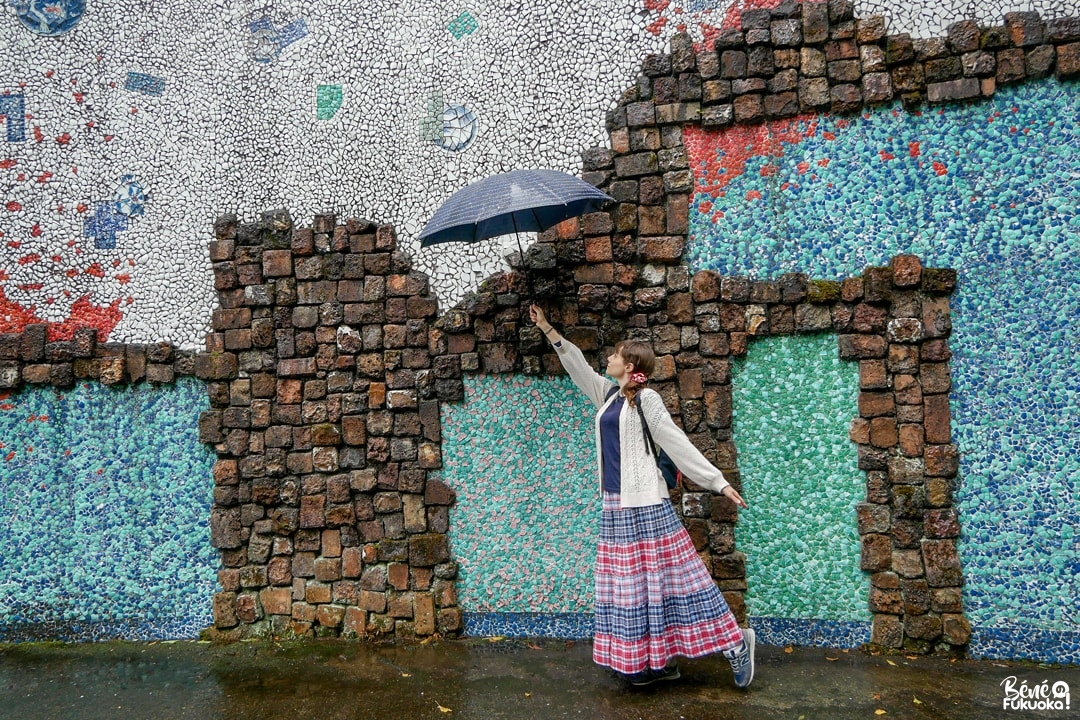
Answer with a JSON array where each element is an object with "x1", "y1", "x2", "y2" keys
[{"x1": 0, "y1": 637, "x2": 1076, "y2": 720}]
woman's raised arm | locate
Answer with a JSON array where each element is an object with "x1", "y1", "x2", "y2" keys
[{"x1": 530, "y1": 304, "x2": 614, "y2": 408}]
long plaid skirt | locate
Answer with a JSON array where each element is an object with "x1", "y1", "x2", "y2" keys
[{"x1": 593, "y1": 492, "x2": 744, "y2": 674}]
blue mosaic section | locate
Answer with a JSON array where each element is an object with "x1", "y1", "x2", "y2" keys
[
  {"x1": 970, "y1": 626, "x2": 1080, "y2": 665},
  {"x1": 439, "y1": 374, "x2": 598, "y2": 614},
  {"x1": 0, "y1": 93, "x2": 26, "y2": 142},
  {"x1": 124, "y1": 71, "x2": 166, "y2": 97},
  {"x1": 0, "y1": 378, "x2": 217, "y2": 641},
  {"x1": 750, "y1": 618, "x2": 872, "y2": 650},
  {"x1": 463, "y1": 612, "x2": 873, "y2": 648},
  {"x1": 686, "y1": 80, "x2": 1080, "y2": 663},
  {"x1": 464, "y1": 612, "x2": 595, "y2": 639},
  {"x1": 10, "y1": 0, "x2": 86, "y2": 36}
]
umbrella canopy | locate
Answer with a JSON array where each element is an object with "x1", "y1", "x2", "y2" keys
[{"x1": 418, "y1": 169, "x2": 614, "y2": 247}]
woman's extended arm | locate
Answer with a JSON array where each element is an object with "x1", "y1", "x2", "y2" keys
[
  {"x1": 529, "y1": 304, "x2": 614, "y2": 408},
  {"x1": 640, "y1": 390, "x2": 748, "y2": 508}
]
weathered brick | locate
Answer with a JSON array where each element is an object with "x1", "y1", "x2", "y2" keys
[
  {"x1": 1005, "y1": 11, "x2": 1045, "y2": 47},
  {"x1": 922, "y1": 539, "x2": 963, "y2": 587},
  {"x1": 927, "y1": 78, "x2": 980, "y2": 103},
  {"x1": 861, "y1": 533, "x2": 891, "y2": 572},
  {"x1": 1057, "y1": 42, "x2": 1080, "y2": 78}
]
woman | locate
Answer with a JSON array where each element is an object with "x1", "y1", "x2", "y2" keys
[{"x1": 529, "y1": 304, "x2": 756, "y2": 688}]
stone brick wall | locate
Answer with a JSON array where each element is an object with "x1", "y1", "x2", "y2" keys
[
  {"x1": 444, "y1": 238, "x2": 964, "y2": 651},
  {"x1": 0, "y1": 326, "x2": 196, "y2": 390},
  {"x1": 498, "y1": 3, "x2": 1079, "y2": 654},
  {"x1": 200, "y1": 212, "x2": 461, "y2": 640},
  {"x1": 609, "y1": 3, "x2": 1080, "y2": 131}
]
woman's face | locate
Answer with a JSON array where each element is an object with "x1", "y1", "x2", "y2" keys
[{"x1": 606, "y1": 349, "x2": 633, "y2": 381}]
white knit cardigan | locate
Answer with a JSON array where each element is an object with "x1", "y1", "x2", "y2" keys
[{"x1": 553, "y1": 337, "x2": 731, "y2": 508}]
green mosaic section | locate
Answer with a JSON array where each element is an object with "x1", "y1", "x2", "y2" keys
[
  {"x1": 732, "y1": 334, "x2": 870, "y2": 622},
  {"x1": 448, "y1": 10, "x2": 479, "y2": 39},
  {"x1": 439, "y1": 375, "x2": 598, "y2": 613},
  {"x1": 316, "y1": 84, "x2": 343, "y2": 120}
]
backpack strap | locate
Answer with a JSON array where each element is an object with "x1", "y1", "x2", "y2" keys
[{"x1": 633, "y1": 396, "x2": 660, "y2": 459}]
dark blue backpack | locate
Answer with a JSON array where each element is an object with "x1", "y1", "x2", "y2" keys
[{"x1": 605, "y1": 386, "x2": 681, "y2": 490}]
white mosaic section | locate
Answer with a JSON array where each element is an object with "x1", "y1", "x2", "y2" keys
[{"x1": 0, "y1": 0, "x2": 1076, "y2": 347}]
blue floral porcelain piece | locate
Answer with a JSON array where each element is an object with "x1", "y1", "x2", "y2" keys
[{"x1": 9, "y1": 0, "x2": 86, "y2": 36}]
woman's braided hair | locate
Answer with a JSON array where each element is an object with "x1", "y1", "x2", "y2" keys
[{"x1": 615, "y1": 339, "x2": 656, "y2": 407}]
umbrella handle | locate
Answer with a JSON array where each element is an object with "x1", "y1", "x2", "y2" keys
[{"x1": 511, "y1": 215, "x2": 533, "y2": 299}]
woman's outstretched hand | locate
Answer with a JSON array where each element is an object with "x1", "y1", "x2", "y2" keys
[
  {"x1": 529, "y1": 304, "x2": 548, "y2": 328},
  {"x1": 722, "y1": 485, "x2": 749, "y2": 509}
]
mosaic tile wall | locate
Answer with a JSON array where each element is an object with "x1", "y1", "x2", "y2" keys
[
  {"x1": 732, "y1": 334, "x2": 871, "y2": 647},
  {"x1": 0, "y1": 377, "x2": 217, "y2": 641},
  {"x1": 684, "y1": 80, "x2": 1080, "y2": 663},
  {"x1": 438, "y1": 374, "x2": 598, "y2": 617},
  {"x1": 2, "y1": 0, "x2": 1078, "y2": 349}
]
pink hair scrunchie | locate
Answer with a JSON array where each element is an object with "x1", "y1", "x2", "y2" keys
[{"x1": 630, "y1": 372, "x2": 648, "y2": 385}]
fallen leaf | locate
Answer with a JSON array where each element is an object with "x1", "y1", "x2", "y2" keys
[
  {"x1": 436, "y1": 702, "x2": 452, "y2": 713},
  {"x1": 905, "y1": 655, "x2": 920, "y2": 660},
  {"x1": 913, "y1": 697, "x2": 922, "y2": 705},
  {"x1": 842, "y1": 649, "x2": 849, "y2": 654},
  {"x1": 784, "y1": 646, "x2": 794, "y2": 654},
  {"x1": 992, "y1": 663, "x2": 1009, "y2": 668},
  {"x1": 524, "y1": 692, "x2": 532, "y2": 698},
  {"x1": 527, "y1": 643, "x2": 542, "y2": 650},
  {"x1": 487, "y1": 636, "x2": 505, "y2": 643},
  {"x1": 886, "y1": 659, "x2": 898, "y2": 666},
  {"x1": 825, "y1": 656, "x2": 838, "y2": 661},
  {"x1": 401, "y1": 672, "x2": 411, "y2": 678},
  {"x1": 873, "y1": 694, "x2": 882, "y2": 700},
  {"x1": 875, "y1": 710, "x2": 887, "y2": 716}
]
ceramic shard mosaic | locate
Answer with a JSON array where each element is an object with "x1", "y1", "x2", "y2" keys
[
  {"x1": 686, "y1": 80, "x2": 1080, "y2": 663},
  {"x1": 0, "y1": 378, "x2": 217, "y2": 641},
  {"x1": 732, "y1": 335, "x2": 870, "y2": 632},
  {"x1": 439, "y1": 374, "x2": 599, "y2": 614},
  {"x1": 316, "y1": 84, "x2": 343, "y2": 121},
  {"x1": 4, "y1": 0, "x2": 1076, "y2": 347}
]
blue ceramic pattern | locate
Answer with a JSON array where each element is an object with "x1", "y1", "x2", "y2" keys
[
  {"x1": 465, "y1": 612, "x2": 595, "y2": 639},
  {"x1": 83, "y1": 202, "x2": 129, "y2": 250},
  {"x1": 123, "y1": 72, "x2": 166, "y2": 97},
  {"x1": 686, "y1": 80, "x2": 1080, "y2": 664},
  {"x1": 439, "y1": 374, "x2": 599, "y2": 614},
  {"x1": 464, "y1": 612, "x2": 872, "y2": 648},
  {"x1": 0, "y1": 93, "x2": 27, "y2": 143},
  {"x1": 9, "y1": 0, "x2": 85, "y2": 36},
  {"x1": 0, "y1": 378, "x2": 217, "y2": 641},
  {"x1": 750, "y1": 617, "x2": 871, "y2": 649},
  {"x1": 732, "y1": 335, "x2": 870, "y2": 626}
]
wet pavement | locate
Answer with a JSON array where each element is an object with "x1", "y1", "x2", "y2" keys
[{"x1": 0, "y1": 637, "x2": 1076, "y2": 720}]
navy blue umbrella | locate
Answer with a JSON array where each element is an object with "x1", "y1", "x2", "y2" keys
[{"x1": 418, "y1": 169, "x2": 614, "y2": 247}]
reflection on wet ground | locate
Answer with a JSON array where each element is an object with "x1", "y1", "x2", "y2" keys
[{"x1": 1, "y1": 638, "x2": 1076, "y2": 720}]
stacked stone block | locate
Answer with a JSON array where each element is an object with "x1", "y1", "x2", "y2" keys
[
  {"x1": 608, "y1": 4, "x2": 1080, "y2": 127},
  {"x1": 201, "y1": 211, "x2": 462, "y2": 639},
  {"x1": 0, "y1": 326, "x2": 194, "y2": 390},
  {"x1": 839, "y1": 257, "x2": 969, "y2": 653}
]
